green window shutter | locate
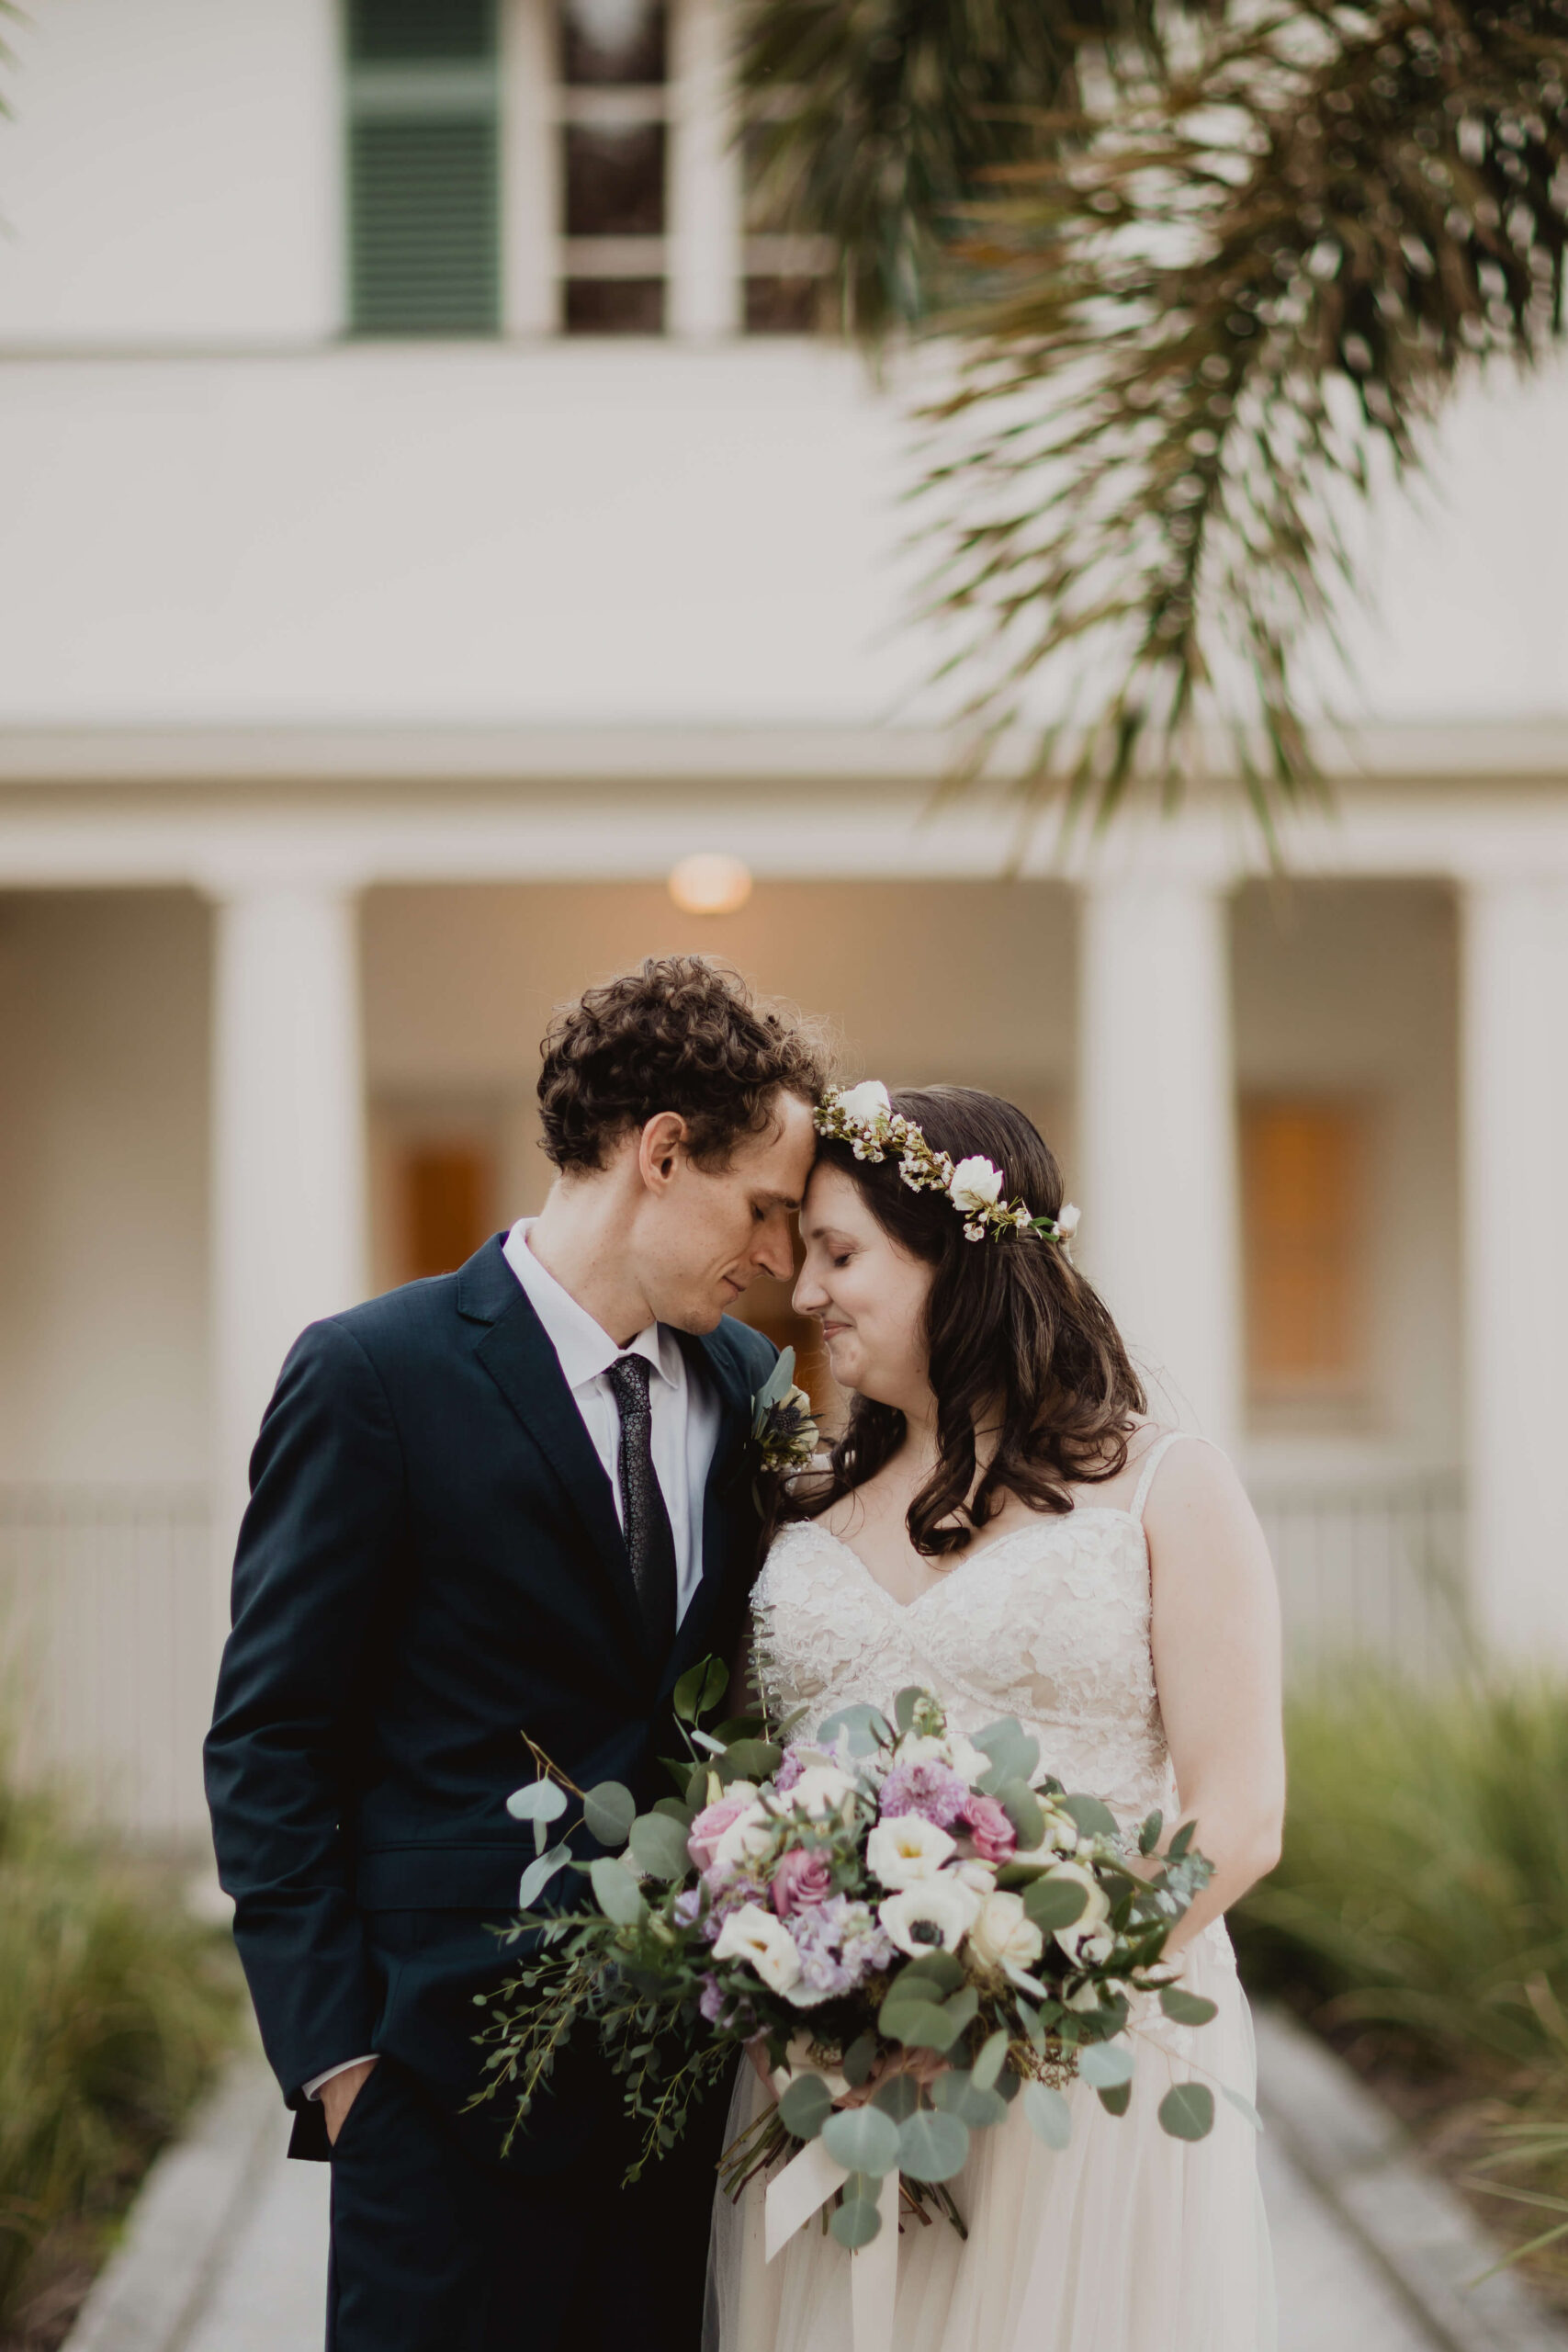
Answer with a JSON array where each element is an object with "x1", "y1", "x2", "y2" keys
[{"x1": 346, "y1": 0, "x2": 501, "y2": 336}]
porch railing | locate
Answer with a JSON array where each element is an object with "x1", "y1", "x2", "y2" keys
[
  {"x1": 1249, "y1": 1470, "x2": 1470, "y2": 1679},
  {"x1": 0, "y1": 1469, "x2": 1470, "y2": 1847},
  {"x1": 0, "y1": 1484, "x2": 217, "y2": 1847}
]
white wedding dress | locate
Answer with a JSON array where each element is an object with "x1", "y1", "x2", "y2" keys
[{"x1": 705, "y1": 1431, "x2": 1276, "y2": 2352}]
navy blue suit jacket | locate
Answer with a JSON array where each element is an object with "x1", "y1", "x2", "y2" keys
[{"x1": 204, "y1": 1233, "x2": 774, "y2": 2164}]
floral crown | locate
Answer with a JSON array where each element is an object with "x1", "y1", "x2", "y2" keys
[{"x1": 814, "y1": 1081, "x2": 1081, "y2": 1249}]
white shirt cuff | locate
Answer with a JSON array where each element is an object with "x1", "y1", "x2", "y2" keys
[{"x1": 303, "y1": 2055, "x2": 377, "y2": 2101}]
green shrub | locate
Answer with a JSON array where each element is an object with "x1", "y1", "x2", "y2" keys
[
  {"x1": 1234, "y1": 1673, "x2": 1568, "y2": 2068},
  {"x1": 0, "y1": 1770, "x2": 239, "y2": 2329}
]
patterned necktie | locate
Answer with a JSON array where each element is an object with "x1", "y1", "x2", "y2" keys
[{"x1": 604, "y1": 1353, "x2": 679, "y2": 1657}]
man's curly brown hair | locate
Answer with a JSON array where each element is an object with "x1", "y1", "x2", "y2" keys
[{"x1": 537, "y1": 956, "x2": 830, "y2": 1174}]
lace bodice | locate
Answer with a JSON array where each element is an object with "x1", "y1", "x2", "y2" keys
[{"x1": 752, "y1": 1437, "x2": 1191, "y2": 1826}]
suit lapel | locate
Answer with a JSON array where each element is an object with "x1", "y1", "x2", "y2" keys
[
  {"x1": 458, "y1": 1238, "x2": 649, "y2": 1675},
  {"x1": 662, "y1": 1323, "x2": 759, "y2": 1698}
]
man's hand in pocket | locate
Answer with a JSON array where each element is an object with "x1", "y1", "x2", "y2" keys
[{"x1": 321, "y1": 2058, "x2": 379, "y2": 2146}]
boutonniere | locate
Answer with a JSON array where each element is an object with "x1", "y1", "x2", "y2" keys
[{"x1": 750, "y1": 1347, "x2": 818, "y2": 1480}]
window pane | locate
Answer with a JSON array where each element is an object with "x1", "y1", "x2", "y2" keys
[
  {"x1": 560, "y1": 0, "x2": 667, "y2": 86},
  {"x1": 1243, "y1": 1100, "x2": 1366, "y2": 1401},
  {"x1": 350, "y1": 117, "x2": 501, "y2": 333},
  {"x1": 565, "y1": 278, "x2": 664, "y2": 334},
  {"x1": 348, "y1": 0, "x2": 496, "y2": 63},
  {"x1": 565, "y1": 124, "x2": 665, "y2": 236}
]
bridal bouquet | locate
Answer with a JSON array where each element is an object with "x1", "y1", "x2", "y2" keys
[{"x1": 477, "y1": 1669, "x2": 1231, "y2": 2253}]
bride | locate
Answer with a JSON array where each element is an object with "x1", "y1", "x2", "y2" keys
[{"x1": 707, "y1": 1083, "x2": 1283, "y2": 2352}]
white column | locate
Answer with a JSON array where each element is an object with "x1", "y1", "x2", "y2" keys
[
  {"x1": 1461, "y1": 876, "x2": 1568, "y2": 1660},
  {"x1": 1077, "y1": 876, "x2": 1242, "y2": 1451},
  {"x1": 209, "y1": 884, "x2": 368, "y2": 1566},
  {"x1": 669, "y1": 0, "x2": 741, "y2": 340},
  {"x1": 502, "y1": 0, "x2": 559, "y2": 336}
]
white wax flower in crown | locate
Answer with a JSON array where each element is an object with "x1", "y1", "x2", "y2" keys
[
  {"x1": 834, "y1": 1079, "x2": 893, "y2": 1128},
  {"x1": 948, "y1": 1156, "x2": 1005, "y2": 1216},
  {"x1": 1055, "y1": 1202, "x2": 1082, "y2": 1239}
]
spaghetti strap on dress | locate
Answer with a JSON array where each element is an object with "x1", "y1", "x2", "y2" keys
[{"x1": 705, "y1": 1429, "x2": 1276, "y2": 2352}]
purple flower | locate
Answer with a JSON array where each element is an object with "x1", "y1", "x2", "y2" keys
[
  {"x1": 878, "y1": 1760, "x2": 970, "y2": 1828},
  {"x1": 672, "y1": 1887, "x2": 703, "y2": 1929},
  {"x1": 773, "y1": 1747, "x2": 808, "y2": 1796},
  {"x1": 771, "y1": 1848, "x2": 833, "y2": 1919},
  {"x1": 786, "y1": 1896, "x2": 897, "y2": 2007},
  {"x1": 698, "y1": 1973, "x2": 729, "y2": 2022}
]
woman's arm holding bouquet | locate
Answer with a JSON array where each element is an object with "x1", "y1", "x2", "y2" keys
[{"x1": 1146, "y1": 1442, "x2": 1285, "y2": 1952}]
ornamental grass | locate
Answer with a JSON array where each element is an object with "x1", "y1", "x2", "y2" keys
[
  {"x1": 0, "y1": 1760, "x2": 239, "y2": 2338},
  {"x1": 1233, "y1": 1672, "x2": 1568, "y2": 2300}
]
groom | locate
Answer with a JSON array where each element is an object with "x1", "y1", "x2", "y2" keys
[{"x1": 205, "y1": 956, "x2": 824, "y2": 2351}]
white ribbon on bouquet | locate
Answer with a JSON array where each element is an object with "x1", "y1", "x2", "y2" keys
[{"x1": 764, "y1": 2137, "x2": 901, "y2": 2352}]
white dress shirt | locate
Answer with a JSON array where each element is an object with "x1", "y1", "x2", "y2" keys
[{"x1": 305, "y1": 1218, "x2": 723, "y2": 2105}]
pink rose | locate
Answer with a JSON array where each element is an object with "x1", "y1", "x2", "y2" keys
[
  {"x1": 961, "y1": 1793, "x2": 1017, "y2": 1866},
  {"x1": 688, "y1": 1795, "x2": 755, "y2": 1872},
  {"x1": 770, "y1": 1848, "x2": 833, "y2": 1919}
]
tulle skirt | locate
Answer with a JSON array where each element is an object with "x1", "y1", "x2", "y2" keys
[{"x1": 705, "y1": 1922, "x2": 1276, "y2": 2352}]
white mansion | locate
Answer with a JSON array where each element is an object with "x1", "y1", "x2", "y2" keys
[{"x1": 2, "y1": 0, "x2": 1567, "y2": 1841}]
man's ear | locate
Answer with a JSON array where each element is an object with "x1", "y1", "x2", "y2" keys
[{"x1": 637, "y1": 1113, "x2": 688, "y2": 1193}]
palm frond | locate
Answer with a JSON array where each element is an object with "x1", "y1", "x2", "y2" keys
[
  {"x1": 734, "y1": 0, "x2": 1169, "y2": 338},
  {"x1": 917, "y1": 0, "x2": 1568, "y2": 830}
]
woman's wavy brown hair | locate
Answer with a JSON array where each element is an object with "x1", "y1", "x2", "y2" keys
[{"x1": 792, "y1": 1087, "x2": 1145, "y2": 1558}]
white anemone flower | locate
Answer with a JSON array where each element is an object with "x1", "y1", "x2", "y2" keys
[
  {"x1": 879, "y1": 1873, "x2": 982, "y2": 1957},
  {"x1": 948, "y1": 1156, "x2": 1005, "y2": 1215},
  {"x1": 712, "y1": 1902, "x2": 803, "y2": 1994},
  {"x1": 866, "y1": 1814, "x2": 956, "y2": 1889}
]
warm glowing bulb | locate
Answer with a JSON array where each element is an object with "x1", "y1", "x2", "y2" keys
[{"x1": 667, "y1": 853, "x2": 753, "y2": 916}]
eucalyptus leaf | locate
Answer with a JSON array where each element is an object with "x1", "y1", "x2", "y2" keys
[
  {"x1": 589, "y1": 1856, "x2": 645, "y2": 1927},
  {"x1": 1158, "y1": 2082, "x2": 1215, "y2": 2141},
  {"x1": 1158, "y1": 1986, "x2": 1220, "y2": 2028},
  {"x1": 829, "y1": 2195, "x2": 882, "y2": 2250},
  {"x1": 506, "y1": 1779, "x2": 570, "y2": 1826},
  {"x1": 582, "y1": 1780, "x2": 637, "y2": 1847},
  {"x1": 894, "y1": 1686, "x2": 922, "y2": 1734},
  {"x1": 775, "y1": 2069, "x2": 831, "y2": 2144},
  {"x1": 821, "y1": 2106, "x2": 901, "y2": 2177},
  {"x1": 878, "y1": 1997, "x2": 960, "y2": 2052},
  {"x1": 896, "y1": 1951, "x2": 964, "y2": 1996},
  {"x1": 1062, "y1": 1792, "x2": 1121, "y2": 1841},
  {"x1": 942, "y1": 1986, "x2": 980, "y2": 2037},
  {"x1": 1022, "y1": 2081, "x2": 1073, "y2": 2151},
  {"x1": 651, "y1": 1796, "x2": 694, "y2": 1827},
  {"x1": 1097, "y1": 2078, "x2": 1134, "y2": 2117},
  {"x1": 1021, "y1": 1875, "x2": 1089, "y2": 1932},
  {"x1": 816, "y1": 1702, "x2": 891, "y2": 1757},
  {"x1": 1223, "y1": 2086, "x2": 1264, "y2": 2132},
  {"x1": 869, "y1": 2071, "x2": 921, "y2": 2123},
  {"x1": 998, "y1": 1781, "x2": 1046, "y2": 1851},
  {"x1": 1138, "y1": 1809, "x2": 1164, "y2": 1857},
  {"x1": 517, "y1": 1843, "x2": 572, "y2": 1909},
  {"x1": 628, "y1": 1811, "x2": 691, "y2": 1880},
  {"x1": 972, "y1": 1718, "x2": 1041, "y2": 1787},
  {"x1": 897, "y1": 2109, "x2": 970, "y2": 2184},
  {"x1": 972, "y1": 2030, "x2": 1010, "y2": 2092},
  {"x1": 1168, "y1": 1820, "x2": 1196, "y2": 1861},
  {"x1": 841, "y1": 2032, "x2": 879, "y2": 2089},
  {"x1": 1077, "y1": 2042, "x2": 1134, "y2": 2090},
  {"x1": 778, "y1": 2073, "x2": 834, "y2": 2141},
  {"x1": 931, "y1": 2071, "x2": 1010, "y2": 2130}
]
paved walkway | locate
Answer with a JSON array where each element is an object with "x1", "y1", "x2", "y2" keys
[
  {"x1": 69, "y1": 2011, "x2": 1567, "y2": 2352},
  {"x1": 177, "y1": 2086, "x2": 1452, "y2": 2352}
]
